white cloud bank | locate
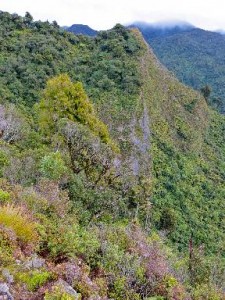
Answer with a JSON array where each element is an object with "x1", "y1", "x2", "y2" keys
[{"x1": 1, "y1": 0, "x2": 225, "y2": 30}]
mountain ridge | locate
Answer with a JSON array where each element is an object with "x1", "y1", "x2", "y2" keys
[
  {"x1": 67, "y1": 23, "x2": 98, "y2": 36},
  {"x1": 65, "y1": 21, "x2": 225, "y2": 113},
  {"x1": 128, "y1": 22, "x2": 225, "y2": 112}
]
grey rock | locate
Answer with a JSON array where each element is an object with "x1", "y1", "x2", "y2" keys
[
  {"x1": 55, "y1": 279, "x2": 81, "y2": 299},
  {"x1": 0, "y1": 283, "x2": 9, "y2": 293},
  {"x1": 2, "y1": 270, "x2": 14, "y2": 284},
  {"x1": 24, "y1": 255, "x2": 45, "y2": 269},
  {"x1": 0, "y1": 283, "x2": 13, "y2": 300}
]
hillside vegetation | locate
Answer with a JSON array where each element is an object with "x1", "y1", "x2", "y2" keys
[
  {"x1": 0, "y1": 11, "x2": 224, "y2": 299},
  {"x1": 129, "y1": 22, "x2": 225, "y2": 113}
]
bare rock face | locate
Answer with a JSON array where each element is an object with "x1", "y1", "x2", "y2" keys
[{"x1": 0, "y1": 283, "x2": 13, "y2": 300}]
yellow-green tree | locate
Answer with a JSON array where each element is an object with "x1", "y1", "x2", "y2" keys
[{"x1": 37, "y1": 74, "x2": 111, "y2": 144}]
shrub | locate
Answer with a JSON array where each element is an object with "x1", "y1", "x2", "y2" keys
[
  {"x1": 109, "y1": 276, "x2": 127, "y2": 300},
  {"x1": 0, "y1": 189, "x2": 11, "y2": 203},
  {"x1": 44, "y1": 285, "x2": 81, "y2": 300},
  {"x1": 34, "y1": 179, "x2": 71, "y2": 217},
  {"x1": 0, "y1": 225, "x2": 16, "y2": 265},
  {"x1": 39, "y1": 217, "x2": 100, "y2": 262},
  {"x1": 17, "y1": 270, "x2": 52, "y2": 291},
  {"x1": 0, "y1": 204, "x2": 39, "y2": 246},
  {"x1": 0, "y1": 150, "x2": 9, "y2": 177},
  {"x1": 192, "y1": 284, "x2": 223, "y2": 300},
  {"x1": 40, "y1": 152, "x2": 68, "y2": 181},
  {"x1": 158, "y1": 208, "x2": 177, "y2": 231}
]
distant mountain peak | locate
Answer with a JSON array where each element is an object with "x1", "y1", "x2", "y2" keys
[{"x1": 66, "y1": 24, "x2": 98, "y2": 36}]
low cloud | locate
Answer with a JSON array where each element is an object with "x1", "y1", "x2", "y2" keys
[{"x1": 1, "y1": 0, "x2": 225, "y2": 31}]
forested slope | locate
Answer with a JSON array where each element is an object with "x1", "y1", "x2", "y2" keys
[
  {"x1": 0, "y1": 11, "x2": 224, "y2": 299},
  {"x1": 129, "y1": 22, "x2": 225, "y2": 113}
]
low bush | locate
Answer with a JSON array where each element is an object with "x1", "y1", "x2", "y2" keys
[
  {"x1": 17, "y1": 269, "x2": 52, "y2": 291},
  {"x1": 0, "y1": 204, "x2": 39, "y2": 247}
]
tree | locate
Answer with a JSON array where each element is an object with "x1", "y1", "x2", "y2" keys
[
  {"x1": 52, "y1": 20, "x2": 59, "y2": 29},
  {"x1": 59, "y1": 119, "x2": 116, "y2": 186},
  {"x1": 200, "y1": 85, "x2": 211, "y2": 101},
  {"x1": 37, "y1": 74, "x2": 111, "y2": 144},
  {"x1": 24, "y1": 12, "x2": 33, "y2": 27}
]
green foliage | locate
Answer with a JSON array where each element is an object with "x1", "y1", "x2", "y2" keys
[
  {"x1": 44, "y1": 286, "x2": 80, "y2": 300},
  {"x1": 0, "y1": 150, "x2": 9, "y2": 177},
  {"x1": 192, "y1": 284, "x2": 223, "y2": 300},
  {"x1": 0, "y1": 225, "x2": 15, "y2": 265},
  {"x1": 0, "y1": 12, "x2": 141, "y2": 112},
  {"x1": 40, "y1": 151, "x2": 67, "y2": 181},
  {"x1": 137, "y1": 25, "x2": 225, "y2": 112},
  {"x1": 17, "y1": 270, "x2": 52, "y2": 291},
  {"x1": 0, "y1": 189, "x2": 10, "y2": 203},
  {"x1": 39, "y1": 216, "x2": 100, "y2": 262},
  {"x1": 0, "y1": 11, "x2": 79, "y2": 106},
  {"x1": 0, "y1": 11, "x2": 224, "y2": 299},
  {"x1": 189, "y1": 247, "x2": 211, "y2": 286},
  {"x1": 135, "y1": 36, "x2": 225, "y2": 253},
  {"x1": 0, "y1": 204, "x2": 39, "y2": 245},
  {"x1": 158, "y1": 208, "x2": 177, "y2": 232},
  {"x1": 109, "y1": 276, "x2": 127, "y2": 300},
  {"x1": 37, "y1": 74, "x2": 112, "y2": 144},
  {"x1": 59, "y1": 120, "x2": 117, "y2": 183}
]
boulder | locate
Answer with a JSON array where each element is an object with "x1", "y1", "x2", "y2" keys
[
  {"x1": 54, "y1": 279, "x2": 81, "y2": 299},
  {"x1": 24, "y1": 255, "x2": 45, "y2": 269},
  {"x1": 0, "y1": 283, "x2": 13, "y2": 300}
]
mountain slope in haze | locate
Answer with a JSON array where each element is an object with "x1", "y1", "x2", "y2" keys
[
  {"x1": 128, "y1": 21, "x2": 195, "y2": 39},
  {"x1": 129, "y1": 22, "x2": 225, "y2": 113},
  {"x1": 0, "y1": 11, "x2": 224, "y2": 299},
  {"x1": 67, "y1": 24, "x2": 98, "y2": 36}
]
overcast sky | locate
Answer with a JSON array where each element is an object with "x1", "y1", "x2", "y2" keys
[{"x1": 1, "y1": 0, "x2": 225, "y2": 31}]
